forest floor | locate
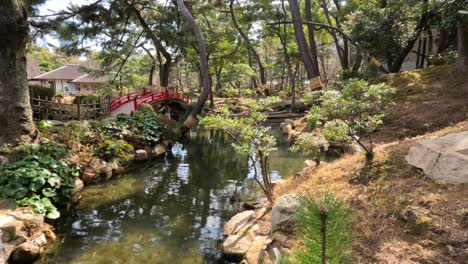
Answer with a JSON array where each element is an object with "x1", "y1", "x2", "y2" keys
[{"x1": 273, "y1": 65, "x2": 468, "y2": 263}]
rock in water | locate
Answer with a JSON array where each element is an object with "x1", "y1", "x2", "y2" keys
[
  {"x1": 271, "y1": 194, "x2": 301, "y2": 232},
  {"x1": 406, "y1": 131, "x2": 468, "y2": 184},
  {"x1": 223, "y1": 210, "x2": 256, "y2": 236},
  {"x1": 222, "y1": 234, "x2": 254, "y2": 262},
  {"x1": 135, "y1": 149, "x2": 148, "y2": 161},
  {"x1": 245, "y1": 236, "x2": 268, "y2": 264}
]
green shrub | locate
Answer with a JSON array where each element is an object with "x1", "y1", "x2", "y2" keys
[
  {"x1": 281, "y1": 193, "x2": 352, "y2": 264},
  {"x1": 95, "y1": 139, "x2": 134, "y2": 161},
  {"x1": 99, "y1": 108, "x2": 164, "y2": 146},
  {"x1": 428, "y1": 50, "x2": 458, "y2": 66},
  {"x1": 73, "y1": 95, "x2": 99, "y2": 104},
  {"x1": 290, "y1": 133, "x2": 329, "y2": 165},
  {"x1": 0, "y1": 142, "x2": 79, "y2": 219},
  {"x1": 29, "y1": 85, "x2": 55, "y2": 99}
]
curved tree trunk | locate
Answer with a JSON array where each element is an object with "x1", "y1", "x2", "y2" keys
[
  {"x1": 130, "y1": 4, "x2": 172, "y2": 88},
  {"x1": 229, "y1": 0, "x2": 266, "y2": 85},
  {"x1": 288, "y1": 0, "x2": 321, "y2": 89},
  {"x1": 304, "y1": 0, "x2": 320, "y2": 74},
  {"x1": 0, "y1": 0, "x2": 35, "y2": 145},
  {"x1": 177, "y1": 0, "x2": 210, "y2": 133}
]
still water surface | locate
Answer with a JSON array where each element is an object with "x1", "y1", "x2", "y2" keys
[{"x1": 48, "y1": 129, "x2": 305, "y2": 263}]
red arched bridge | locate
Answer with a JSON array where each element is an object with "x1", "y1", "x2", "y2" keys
[{"x1": 110, "y1": 90, "x2": 190, "y2": 114}]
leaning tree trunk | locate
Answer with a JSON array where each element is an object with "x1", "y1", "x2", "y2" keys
[
  {"x1": 0, "y1": 0, "x2": 35, "y2": 145},
  {"x1": 288, "y1": 0, "x2": 321, "y2": 89},
  {"x1": 177, "y1": 0, "x2": 210, "y2": 133},
  {"x1": 229, "y1": 0, "x2": 266, "y2": 85}
]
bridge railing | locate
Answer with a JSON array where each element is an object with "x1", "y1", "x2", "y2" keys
[{"x1": 110, "y1": 90, "x2": 190, "y2": 112}]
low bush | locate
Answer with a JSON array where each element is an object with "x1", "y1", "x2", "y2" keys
[
  {"x1": 94, "y1": 139, "x2": 134, "y2": 162},
  {"x1": 29, "y1": 85, "x2": 55, "y2": 99},
  {"x1": 100, "y1": 107, "x2": 164, "y2": 146},
  {"x1": 428, "y1": 50, "x2": 458, "y2": 66},
  {"x1": 0, "y1": 141, "x2": 79, "y2": 219},
  {"x1": 73, "y1": 95, "x2": 99, "y2": 104}
]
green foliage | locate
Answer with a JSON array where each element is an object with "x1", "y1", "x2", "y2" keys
[
  {"x1": 322, "y1": 120, "x2": 351, "y2": 143},
  {"x1": 99, "y1": 107, "x2": 164, "y2": 146},
  {"x1": 37, "y1": 120, "x2": 54, "y2": 130},
  {"x1": 73, "y1": 95, "x2": 99, "y2": 104},
  {"x1": 0, "y1": 142, "x2": 79, "y2": 219},
  {"x1": 281, "y1": 193, "x2": 352, "y2": 264},
  {"x1": 307, "y1": 79, "x2": 395, "y2": 158},
  {"x1": 29, "y1": 85, "x2": 56, "y2": 99},
  {"x1": 290, "y1": 133, "x2": 329, "y2": 164},
  {"x1": 95, "y1": 139, "x2": 134, "y2": 162},
  {"x1": 200, "y1": 97, "x2": 281, "y2": 202},
  {"x1": 428, "y1": 50, "x2": 458, "y2": 66},
  {"x1": 11, "y1": 140, "x2": 69, "y2": 161}
]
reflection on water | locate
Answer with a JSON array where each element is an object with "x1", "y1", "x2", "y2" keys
[{"x1": 49, "y1": 129, "x2": 305, "y2": 264}]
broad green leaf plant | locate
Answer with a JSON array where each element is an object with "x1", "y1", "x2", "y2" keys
[{"x1": 200, "y1": 97, "x2": 281, "y2": 202}]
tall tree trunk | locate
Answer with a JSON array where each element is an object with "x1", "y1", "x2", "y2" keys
[
  {"x1": 321, "y1": 0, "x2": 348, "y2": 70},
  {"x1": 437, "y1": 27, "x2": 449, "y2": 54},
  {"x1": 388, "y1": 0, "x2": 430, "y2": 72},
  {"x1": 229, "y1": 0, "x2": 266, "y2": 85},
  {"x1": 0, "y1": 0, "x2": 35, "y2": 144},
  {"x1": 288, "y1": 0, "x2": 320, "y2": 88},
  {"x1": 457, "y1": 14, "x2": 468, "y2": 72},
  {"x1": 177, "y1": 0, "x2": 210, "y2": 133},
  {"x1": 304, "y1": 0, "x2": 320, "y2": 73},
  {"x1": 130, "y1": 4, "x2": 172, "y2": 88}
]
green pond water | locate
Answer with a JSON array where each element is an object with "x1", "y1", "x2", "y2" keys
[{"x1": 46, "y1": 128, "x2": 305, "y2": 264}]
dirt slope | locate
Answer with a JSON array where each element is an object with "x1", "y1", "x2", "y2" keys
[{"x1": 274, "y1": 65, "x2": 468, "y2": 264}]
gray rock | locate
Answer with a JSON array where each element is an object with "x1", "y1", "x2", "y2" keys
[
  {"x1": 0, "y1": 215, "x2": 23, "y2": 242},
  {"x1": 74, "y1": 178, "x2": 84, "y2": 193},
  {"x1": 281, "y1": 124, "x2": 293, "y2": 135},
  {"x1": 135, "y1": 149, "x2": 148, "y2": 161},
  {"x1": 284, "y1": 119, "x2": 294, "y2": 127},
  {"x1": 271, "y1": 194, "x2": 301, "y2": 232},
  {"x1": 222, "y1": 234, "x2": 254, "y2": 262},
  {"x1": 10, "y1": 241, "x2": 42, "y2": 263},
  {"x1": 406, "y1": 131, "x2": 468, "y2": 184},
  {"x1": 223, "y1": 210, "x2": 256, "y2": 236},
  {"x1": 245, "y1": 236, "x2": 268, "y2": 264},
  {"x1": 0, "y1": 155, "x2": 8, "y2": 167},
  {"x1": 99, "y1": 165, "x2": 113, "y2": 180},
  {"x1": 151, "y1": 144, "x2": 166, "y2": 157}
]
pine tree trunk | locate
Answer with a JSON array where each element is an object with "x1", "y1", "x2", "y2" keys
[
  {"x1": 288, "y1": 0, "x2": 320, "y2": 84},
  {"x1": 305, "y1": 0, "x2": 320, "y2": 74},
  {"x1": 0, "y1": 0, "x2": 35, "y2": 145},
  {"x1": 457, "y1": 14, "x2": 468, "y2": 72},
  {"x1": 229, "y1": 0, "x2": 266, "y2": 85},
  {"x1": 177, "y1": 0, "x2": 210, "y2": 133}
]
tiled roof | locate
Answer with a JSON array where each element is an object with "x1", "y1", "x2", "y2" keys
[
  {"x1": 70, "y1": 74, "x2": 108, "y2": 83},
  {"x1": 31, "y1": 64, "x2": 107, "y2": 83}
]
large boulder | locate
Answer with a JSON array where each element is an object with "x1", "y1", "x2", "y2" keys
[
  {"x1": 271, "y1": 194, "x2": 301, "y2": 232},
  {"x1": 223, "y1": 210, "x2": 256, "y2": 236},
  {"x1": 135, "y1": 149, "x2": 148, "y2": 161},
  {"x1": 406, "y1": 131, "x2": 468, "y2": 184},
  {"x1": 10, "y1": 234, "x2": 47, "y2": 264},
  {"x1": 0, "y1": 215, "x2": 23, "y2": 242},
  {"x1": 245, "y1": 236, "x2": 268, "y2": 264},
  {"x1": 222, "y1": 234, "x2": 254, "y2": 262}
]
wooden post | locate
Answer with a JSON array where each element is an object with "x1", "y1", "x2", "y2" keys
[
  {"x1": 77, "y1": 96, "x2": 81, "y2": 120},
  {"x1": 44, "y1": 96, "x2": 48, "y2": 120},
  {"x1": 134, "y1": 95, "x2": 138, "y2": 110}
]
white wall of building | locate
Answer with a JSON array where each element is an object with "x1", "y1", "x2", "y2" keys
[{"x1": 54, "y1": 80, "x2": 78, "y2": 94}]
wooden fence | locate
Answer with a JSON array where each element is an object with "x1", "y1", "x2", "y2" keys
[{"x1": 30, "y1": 96, "x2": 111, "y2": 121}]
